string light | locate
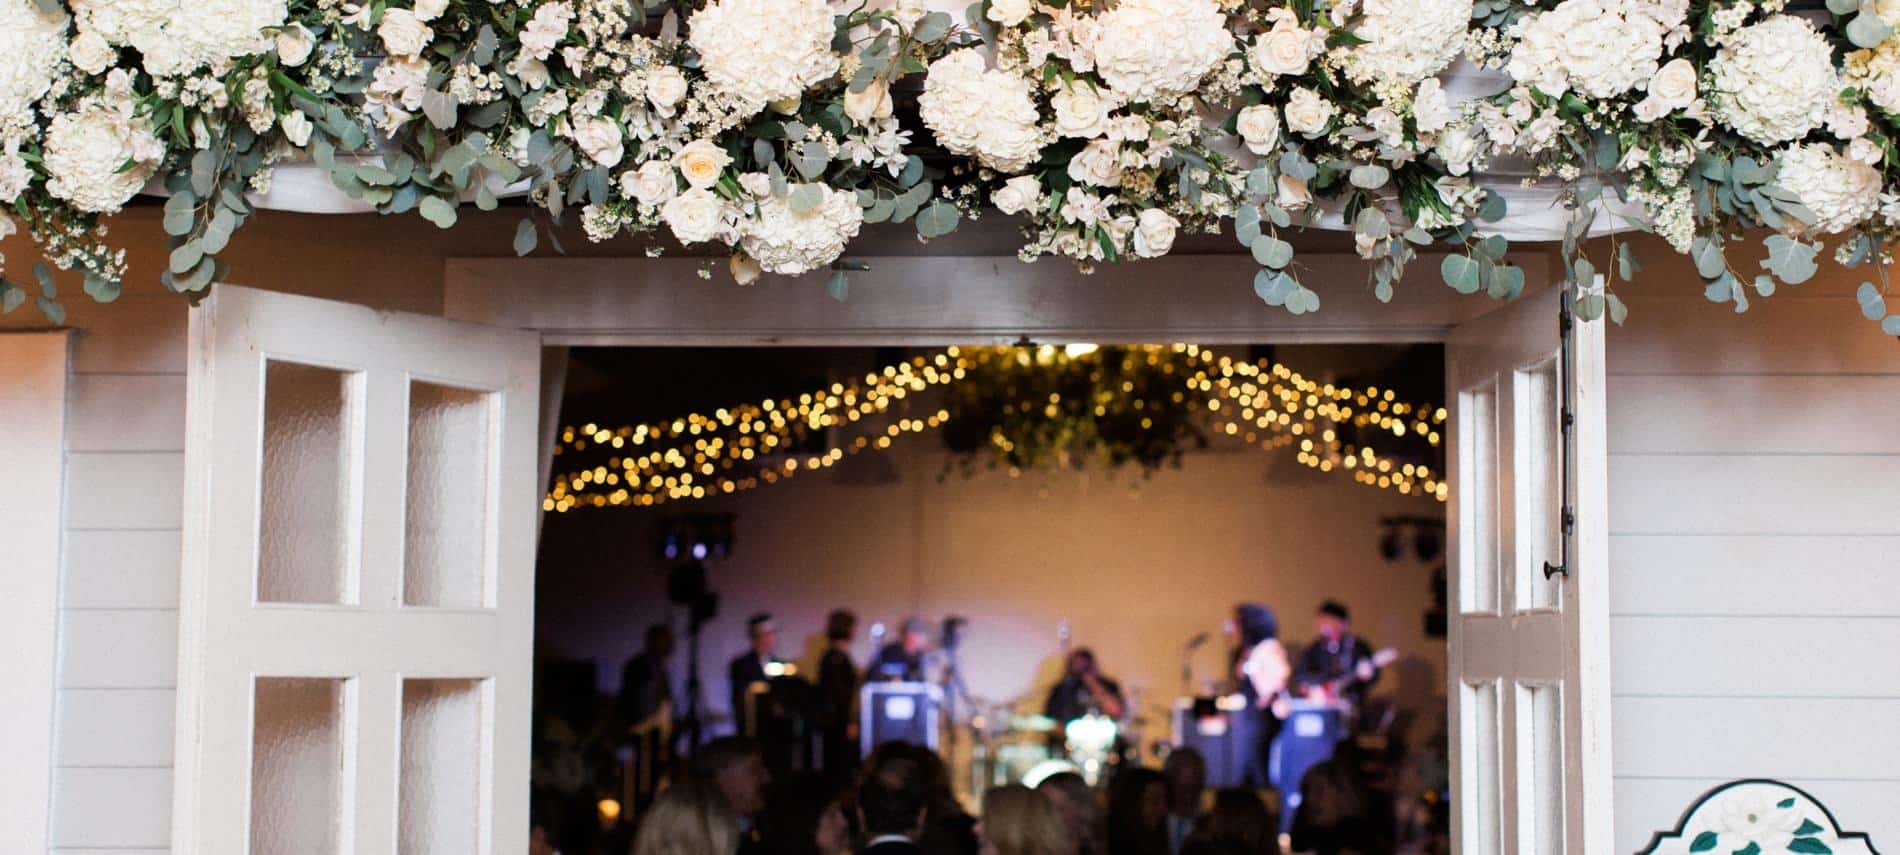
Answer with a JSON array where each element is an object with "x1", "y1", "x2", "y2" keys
[{"x1": 547, "y1": 345, "x2": 1448, "y2": 510}]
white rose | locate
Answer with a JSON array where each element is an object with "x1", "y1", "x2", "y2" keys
[
  {"x1": 844, "y1": 80, "x2": 894, "y2": 123},
  {"x1": 993, "y1": 175, "x2": 1042, "y2": 215},
  {"x1": 1277, "y1": 173, "x2": 1312, "y2": 209},
  {"x1": 275, "y1": 22, "x2": 314, "y2": 66},
  {"x1": 730, "y1": 254, "x2": 763, "y2": 285},
  {"x1": 69, "y1": 31, "x2": 116, "y2": 75},
  {"x1": 509, "y1": 56, "x2": 551, "y2": 90},
  {"x1": 738, "y1": 171, "x2": 772, "y2": 197},
  {"x1": 675, "y1": 139, "x2": 733, "y2": 189},
  {"x1": 378, "y1": 8, "x2": 432, "y2": 57},
  {"x1": 646, "y1": 65, "x2": 689, "y2": 114},
  {"x1": 621, "y1": 160, "x2": 678, "y2": 207},
  {"x1": 1250, "y1": 24, "x2": 1313, "y2": 76},
  {"x1": 1067, "y1": 138, "x2": 1123, "y2": 188},
  {"x1": 1433, "y1": 122, "x2": 1482, "y2": 176},
  {"x1": 1050, "y1": 81, "x2": 1117, "y2": 138},
  {"x1": 1235, "y1": 105, "x2": 1281, "y2": 155},
  {"x1": 1284, "y1": 87, "x2": 1335, "y2": 137},
  {"x1": 413, "y1": 0, "x2": 450, "y2": 21},
  {"x1": 281, "y1": 111, "x2": 313, "y2": 147},
  {"x1": 892, "y1": 0, "x2": 927, "y2": 27},
  {"x1": 1132, "y1": 208, "x2": 1179, "y2": 258},
  {"x1": 662, "y1": 188, "x2": 729, "y2": 244},
  {"x1": 988, "y1": 0, "x2": 1032, "y2": 26},
  {"x1": 573, "y1": 116, "x2": 625, "y2": 168},
  {"x1": 1645, "y1": 58, "x2": 1696, "y2": 112},
  {"x1": 1412, "y1": 79, "x2": 1452, "y2": 133}
]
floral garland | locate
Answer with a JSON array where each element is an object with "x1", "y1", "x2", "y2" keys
[{"x1": 1, "y1": 0, "x2": 1898, "y2": 334}]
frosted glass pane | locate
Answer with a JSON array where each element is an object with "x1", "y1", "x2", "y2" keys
[
  {"x1": 1461, "y1": 679, "x2": 1502, "y2": 855},
  {"x1": 1517, "y1": 362, "x2": 1562, "y2": 612},
  {"x1": 400, "y1": 678, "x2": 484, "y2": 854},
  {"x1": 1459, "y1": 382, "x2": 1500, "y2": 613},
  {"x1": 405, "y1": 381, "x2": 491, "y2": 608},
  {"x1": 260, "y1": 361, "x2": 359, "y2": 604},
  {"x1": 252, "y1": 677, "x2": 347, "y2": 855},
  {"x1": 1516, "y1": 682, "x2": 1565, "y2": 854}
]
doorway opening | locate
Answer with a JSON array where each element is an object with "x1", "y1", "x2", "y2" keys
[{"x1": 527, "y1": 342, "x2": 1452, "y2": 855}]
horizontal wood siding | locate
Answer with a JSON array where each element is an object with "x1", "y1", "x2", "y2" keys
[{"x1": 1606, "y1": 281, "x2": 1900, "y2": 853}]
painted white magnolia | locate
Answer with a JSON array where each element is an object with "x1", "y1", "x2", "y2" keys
[
  {"x1": 1446, "y1": 285, "x2": 1613, "y2": 854},
  {"x1": 173, "y1": 286, "x2": 541, "y2": 854}
]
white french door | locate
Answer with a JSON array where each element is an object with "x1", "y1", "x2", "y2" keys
[
  {"x1": 1446, "y1": 283, "x2": 1611, "y2": 854},
  {"x1": 174, "y1": 285, "x2": 541, "y2": 854}
]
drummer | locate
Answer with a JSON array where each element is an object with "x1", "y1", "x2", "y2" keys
[{"x1": 1043, "y1": 647, "x2": 1127, "y2": 724}]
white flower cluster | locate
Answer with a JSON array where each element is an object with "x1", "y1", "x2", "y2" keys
[
  {"x1": 1708, "y1": 15, "x2": 1839, "y2": 145},
  {"x1": 689, "y1": 0, "x2": 841, "y2": 110},
  {"x1": 1774, "y1": 142, "x2": 1882, "y2": 235},
  {"x1": 742, "y1": 183, "x2": 866, "y2": 274},
  {"x1": 42, "y1": 85, "x2": 164, "y2": 214},
  {"x1": 72, "y1": 0, "x2": 288, "y2": 77},
  {"x1": 1091, "y1": 0, "x2": 1235, "y2": 105},
  {"x1": 1506, "y1": 0, "x2": 1685, "y2": 99},
  {"x1": 0, "y1": 0, "x2": 67, "y2": 141},
  {"x1": 1845, "y1": 40, "x2": 1900, "y2": 117},
  {"x1": 1336, "y1": 0, "x2": 1471, "y2": 97},
  {"x1": 918, "y1": 49, "x2": 1044, "y2": 172}
]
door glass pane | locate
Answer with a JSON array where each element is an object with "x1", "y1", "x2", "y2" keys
[
  {"x1": 1516, "y1": 361, "x2": 1562, "y2": 611},
  {"x1": 400, "y1": 678, "x2": 485, "y2": 854},
  {"x1": 405, "y1": 381, "x2": 492, "y2": 608},
  {"x1": 252, "y1": 677, "x2": 348, "y2": 854},
  {"x1": 259, "y1": 360, "x2": 360, "y2": 604},
  {"x1": 1461, "y1": 678, "x2": 1502, "y2": 855},
  {"x1": 1458, "y1": 382, "x2": 1500, "y2": 613},
  {"x1": 1515, "y1": 681, "x2": 1564, "y2": 854}
]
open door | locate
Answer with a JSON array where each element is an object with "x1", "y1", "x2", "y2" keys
[
  {"x1": 175, "y1": 285, "x2": 541, "y2": 854},
  {"x1": 1446, "y1": 283, "x2": 1611, "y2": 854}
]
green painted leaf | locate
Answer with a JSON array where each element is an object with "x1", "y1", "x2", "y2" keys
[
  {"x1": 1787, "y1": 838, "x2": 1831, "y2": 854},
  {"x1": 915, "y1": 201, "x2": 960, "y2": 239},
  {"x1": 1858, "y1": 282, "x2": 1886, "y2": 320},
  {"x1": 1441, "y1": 254, "x2": 1481, "y2": 294},
  {"x1": 1794, "y1": 819, "x2": 1824, "y2": 835}
]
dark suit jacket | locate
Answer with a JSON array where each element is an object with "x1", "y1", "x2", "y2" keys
[{"x1": 729, "y1": 652, "x2": 769, "y2": 734}]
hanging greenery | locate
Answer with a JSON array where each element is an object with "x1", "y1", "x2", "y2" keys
[{"x1": 3, "y1": 0, "x2": 1897, "y2": 333}]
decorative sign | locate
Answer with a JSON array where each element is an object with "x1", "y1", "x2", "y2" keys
[{"x1": 1638, "y1": 779, "x2": 1880, "y2": 855}]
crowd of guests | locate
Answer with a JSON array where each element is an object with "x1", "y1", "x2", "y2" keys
[{"x1": 544, "y1": 737, "x2": 1407, "y2": 855}]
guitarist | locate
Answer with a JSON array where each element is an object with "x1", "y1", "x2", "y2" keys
[{"x1": 1291, "y1": 600, "x2": 1383, "y2": 711}]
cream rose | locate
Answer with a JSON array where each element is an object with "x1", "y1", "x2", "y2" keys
[
  {"x1": 993, "y1": 175, "x2": 1042, "y2": 214},
  {"x1": 844, "y1": 80, "x2": 894, "y2": 123},
  {"x1": 1236, "y1": 105, "x2": 1281, "y2": 155},
  {"x1": 1277, "y1": 173, "x2": 1313, "y2": 209},
  {"x1": 69, "y1": 31, "x2": 115, "y2": 75},
  {"x1": 662, "y1": 187, "x2": 728, "y2": 244},
  {"x1": 1284, "y1": 87, "x2": 1334, "y2": 137},
  {"x1": 1645, "y1": 58, "x2": 1696, "y2": 111},
  {"x1": 646, "y1": 65, "x2": 688, "y2": 114},
  {"x1": 378, "y1": 8, "x2": 432, "y2": 57},
  {"x1": 1251, "y1": 24, "x2": 1313, "y2": 77},
  {"x1": 414, "y1": 0, "x2": 450, "y2": 21},
  {"x1": 622, "y1": 160, "x2": 678, "y2": 207},
  {"x1": 988, "y1": 0, "x2": 1032, "y2": 26},
  {"x1": 281, "y1": 111, "x2": 313, "y2": 147},
  {"x1": 675, "y1": 139, "x2": 733, "y2": 189},
  {"x1": 1132, "y1": 208, "x2": 1179, "y2": 258},
  {"x1": 1067, "y1": 138, "x2": 1123, "y2": 187},
  {"x1": 1051, "y1": 81, "x2": 1117, "y2": 138},
  {"x1": 275, "y1": 22, "x2": 314, "y2": 66},
  {"x1": 573, "y1": 116, "x2": 625, "y2": 168}
]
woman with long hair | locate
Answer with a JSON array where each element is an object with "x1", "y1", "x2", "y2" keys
[
  {"x1": 1035, "y1": 772, "x2": 1104, "y2": 855},
  {"x1": 977, "y1": 785, "x2": 1076, "y2": 855},
  {"x1": 632, "y1": 782, "x2": 740, "y2": 855},
  {"x1": 1228, "y1": 603, "x2": 1290, "y2": 789}
]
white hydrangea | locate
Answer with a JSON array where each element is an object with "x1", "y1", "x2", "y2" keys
[
  {"x1": 688, "y1": 0, "x2": 840, "y2": 110},
  {"x1": 742, "y1": 184, "x2": 865, "y2": 275},
  {"x1": 1338, "y1": 0, "x2": 1471, "y2": 91},
  {"x1": 1507, "y1": 0, "x2": 1680, "y2": 99},
  {"x1": 1845, "y1": 40, "x2": 1900, "y2": 117},
  {"x1": 0, "y1": 143, "x2": 30, "y2": 203},
  {"x1": 69, "y1": 0, "x2": 168, "y2": 46},
  {"x1": 73, "y1": 0, "x2": 287, "y2": 76},
  {"x1": 0, "y1": 1, "x2": 68, "y2": 141},
  {"x1": 918, "y1": 49, "x2": 1043, "y2": 173},
  {"x1": 1709, "y1": 15, "x2": 1838, "y2": 145},
  {"x1": 1774, "y1": 142, "x2": 1881, "y2": 235},
  {"x1": 43, "y1": 96, "x2": 164, "y2": 214},
  {"x1": 1091, "y1": 0, "x2": 1235, "y2": 104}
]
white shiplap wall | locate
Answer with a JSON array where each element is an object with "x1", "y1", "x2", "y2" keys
[
  {"x1": 51, "y1": 296, "x2": 187, "y2": 855},
  {"x1": 1605, "y1": 291, "x2": 1900, "y2": 853}
]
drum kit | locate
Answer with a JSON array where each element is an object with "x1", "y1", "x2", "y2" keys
[{"x1": 965, "y1": 700, "x2": 1146, "y2": 790}]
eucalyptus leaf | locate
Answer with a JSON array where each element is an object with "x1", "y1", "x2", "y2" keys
[
  {"x1": 796, "y1": 140, "x2": 828, "y2": 180},
  {"x1": 916, "y1": 201, "x2": 960, "y2": 239},
  {"x1": 420, "y1": 195, "x2": 459, "y2": 228},
  {"x1": 201, "y1": 208, "x2": 237, "y2": 254},
  {"x1": 1348, "y1": 164, "x2": 1390, "y2": 189},
  {"x1": 514, "y1": 218, "x2": 539, "y2": 256},
  {"x1": 1605, "y1": 292, "x2": 1628, "y2": 325},
  {"x1": 1762, "y1": 234, "x2": 1817, "y2": 284},
  {"x1": 826, "y1": 270, "x2": 849, "y2": 302},
  {"x1": 913, "y1": 11, "x2": 952, "y2": 41},
  {"x1": 421, "y1": 90, "x2": 459, "y2": 130},
  {"x1": 34, "y1": 296, "x2": 65, "y2": 326},
  {"x1": 789, "y1": 183, "x2": 824, "y2": 214},
  {"x1": 83, "y1": 272, "x2": 121, "y2": 303},
  {"x1": 1441, "y1": 254, "x2": 1480, "y2": 294},
  {"x1": 1251, "y1": 235, "x2": 1293, "y2": 269},
  {"x1": 190, "y1": 149, "x2": 217, "y2": 197},
  {"x1": 1691, "y1": 236, "x2": 1726, "y2": 279},
  {"x1": 1857, "y1": 281, "x2": 1886, "y2": 320},
  {"x1": 170, "y1": 241, "x2": 205, "y2": 275},
  {"x1": 163, "y1": 193, "x2": 197, "y2": 236},
  {"x1": 1848, "y1": 11, "x2": 1893, "y2": 47},
  {"x1": 1235, "y1": 205, "x2": 1261, "y2": 247}
]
